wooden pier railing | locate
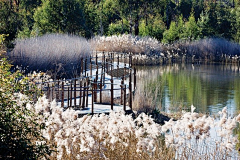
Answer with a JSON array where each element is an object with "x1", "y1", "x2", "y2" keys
[{"x1": 29, "y1": 52, "x2": 136, "y2": 114}]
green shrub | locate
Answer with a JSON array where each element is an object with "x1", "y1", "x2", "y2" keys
[
  {"x1": 108, "y1": 19, "x2": 129, "y2": 35},
  {"x1": 0, "y1": 58, "x2": 53, "y2": 159}
]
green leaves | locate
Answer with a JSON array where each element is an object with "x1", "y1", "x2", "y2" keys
[
  {"x1": 33, "y1": 0, "x2": 86, "y2": 36},
  {"x1": 0, "y1": 58, "x2": 53, "y2": 159}
]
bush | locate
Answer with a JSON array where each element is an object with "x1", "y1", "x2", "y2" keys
[
  {"x1": 0, "y1": 34, "x2": 7, "y2": 55},
  {"x1": 108, "y1": 19, "x2": 129, "y2": 36},
  {"x1": 10, "y1": 34, "x2": 91, "y2": 78},
  {"x1": 0, "y1": 58, "x2": 53, "y2": 159}
]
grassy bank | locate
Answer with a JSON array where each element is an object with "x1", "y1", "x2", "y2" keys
[{"x1": 91, "y1": 35, "x2": 240, "y2": 65}]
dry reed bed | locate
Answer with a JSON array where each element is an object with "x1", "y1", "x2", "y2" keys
[
  {"x1": 90, "y1": 34, "x2": 162, "y2": 56},
  {"x1": 91, "y1": 35, "x2": 240, "y2": 65},
  {"x1": 16, "y1": 88, "x2": 239, "y2": 159},
  {"x1": 9, "y1": 34, "x2": 91, "y2": 78}
]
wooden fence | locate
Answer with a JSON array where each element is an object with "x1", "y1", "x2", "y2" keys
[{"x1": 33, "y1": 52, "x2": 136, "y2": 114}]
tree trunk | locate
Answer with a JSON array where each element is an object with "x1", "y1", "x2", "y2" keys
[
  {"x1": 121, "y1": 19, "x2": 124, "y2": 34},
  {"x1": 134, "y1": 15, "x2": 139, "y2": 36}
]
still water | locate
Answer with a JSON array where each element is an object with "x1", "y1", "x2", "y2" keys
[{"x1": 136, "y1": 64, "x2": 240, "y2": 115}]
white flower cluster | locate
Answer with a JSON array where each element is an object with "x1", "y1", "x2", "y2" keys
[
  {"x1": 91, "y1": 34, "x2": 161, "y2": 55},
  {"x1": 29, "y1": 96, "x2": 161, "y2": 159},
  {"x1": 161, "y1": 105, "x2": 240, "y2": 159},
  {"x1": 19, "y1": 93, "x2": 240, "y2": 159}
]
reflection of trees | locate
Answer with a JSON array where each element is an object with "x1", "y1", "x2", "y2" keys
[
  {"x1": 138, "y1": 64, "x2": 240, "y2": 114},
  {"x1": 234, "y1": 80, "x2": 240, "y2": 111},
  {"x1": 165, "y1": 70, "x2": 234, "y2": 113}
]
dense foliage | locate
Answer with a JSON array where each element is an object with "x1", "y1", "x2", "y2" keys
[
  {"x1": 1, "y1": 0, "x2": 240, "y2": 44},
  {"x1": 0, "y1": 58, "x2": 53, "y2": 159}
]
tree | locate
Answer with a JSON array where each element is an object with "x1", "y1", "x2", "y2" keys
[
  {"x1": 177, "y1": 15, "x2": 186, "y2": 39},
  {"x1": 164, "y1": 0, "x2": 177, "y2": 29},
  {"x1": 178, "y1": 0, "x2": 192, "y2": 19},
  {"x1": 32, "y1": 0, "x2": 85, "y2": 36},
  {"x1": 233, "y1": 7, "x2": 240, "y2": 43},
  {"x1": 82, "y1": 0, "x2": 99, "y2": 37},
  {"x1": 162, "y1": 21, "x2": 178, "y2": 43},
  {"x1": 185, "y1": 12, "x2": 199, "y2": 40},
  {"x1": 198, "y1": 3, "x2": 234, "y2": 39},
  {"x1": 197, "y1": 11, "x2": 212, "y2": 38},
  {"x1": 17, "y1": 0, "x2": 42, "y2": 38},
  {"x1": 215, "y1": 5, "x2": 234, "y2": 39},
  {"x1": 0, "y1": 0, "x2": 20, "y2": 45}
]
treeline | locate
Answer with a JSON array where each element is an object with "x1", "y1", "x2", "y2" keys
[{"x1": 1, "y1": 0, "x2": 240, "y2": 45}]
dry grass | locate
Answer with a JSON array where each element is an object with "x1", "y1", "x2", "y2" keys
[
  {"x1": 9, "y1": 34, "x2": 91, "y2": 78},
  {"x1": 174, "y1": 38, "x2": 240, "y2": 62},
  {"x1": 90, "y1": 34, "x2": 162, "y2": 56},
  {"x1": 8, "y1": 85, "x2": 240, "y2": 159},
  {"x1": 91, "y1": 35, "x2": 240, "y2": 65}
]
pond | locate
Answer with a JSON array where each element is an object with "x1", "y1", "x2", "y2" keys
[{"x1": 136, "y1": 63, "x2": 240, "y2": 115}]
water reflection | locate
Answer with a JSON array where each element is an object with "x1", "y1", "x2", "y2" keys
[{"x1": 136, "y1": 64, "x2": 240, "y2": 115}]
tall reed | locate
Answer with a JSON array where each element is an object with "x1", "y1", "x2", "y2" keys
[
  {"x1": 10, "y1": 34, "x2": 91, "y2": 78},
  {"x1": 91, "y1": 35, "x2": 240, "y2": 65},
  {"x1": 90, "y1": 34, "x2": 162, "y2": 56}
]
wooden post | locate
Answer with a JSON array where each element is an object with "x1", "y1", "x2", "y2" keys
[
  {"x1": 82, "y1": 82, "x2": 86, "y2": 108},
  {"x1": 121, "y1": 77, "x2": 124, "y2": 105},
  {"x1": 51, "y1": 83, "x2": 54, "y2": 101},
  {"x1": 134, "y1": 67, "x2": 136, "y2": 90},
  {"x1": 131, "y1": 54, "x2": 132, "y2": 67},
  {"x1": 111, "y1": 77, "x2": 113, "y2": 110},
  {"x1": 90, "y1": 63, "x2": 92, "y2": 77},
  {"x1": 92, "y1": 86, "x2": 94, "y2": 114},
  {"x1": 86, "y1": 77, "x2": 89, "y2": 108},
  {"x1": 47, "y1": 83, "x2": 50, "y2": 99},
  {"x1": 61, "y1": 81, "x2": 64, "y2": 108},
  {"x1": 57, "y1": 80, "x2": 60, "y2": 102},
  {"x1": 129, "y1": 54, "x2": 131, "y2": 68},
  {"x1": 124, "y1": 85, "x2": 126, "y2": 111},
  {"x1": 129, "y1": 70, "x2": 132, "y2": 110},
  {"x1": 112, "y1": 52, "x2": 114, "y2": 64},
  {"x1": 70, "y1": 83, "x2": 73, "y2": 108},
  {"x1": 106, "y1": 59, "x2": 108, "y2": 73},
  {"x1": 85, "y1": 58, "x2": 87, "y2": 77},
  {"x1": 94, "y1": 79, "x2": 97, "y2": 102},
  {"x1": 79, "y1": 80, "x2": 82, "y2": 107},
  {"x1": 117, "y1": 55, "x2": 119, "y2": 66},
  {"x1": 124, "y1": 63, "x2": 126, "y2": 80},
  {"x1": 67, "y1": 86, "x2": 70, "y2": 108},
  {"x1": 74, "y1": 78, "x2": 77, "y2": 108},
  {"x1": 96, "y1": 54, "x2": 98, "y2": 65},
  {"x1": 100, "y1": 75, "x2": 102, "y2": 104},
  {"x1": 103, "y1": 54, "x2": 105, "y2": 72},
  {"x1": 81, "y1": 58, "x2": 83, "y2": 75},
  {"x1": 96, "y1": 65, "x2": 98, "y2": 81}
]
